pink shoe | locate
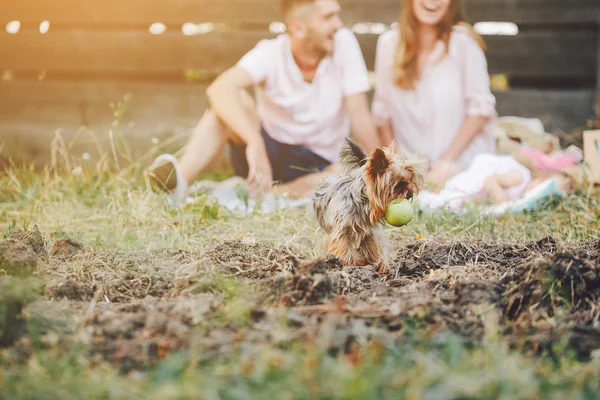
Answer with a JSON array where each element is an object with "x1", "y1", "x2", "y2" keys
[{"x1": 519, "y1": 146, "x2": 582, "y2": 171}]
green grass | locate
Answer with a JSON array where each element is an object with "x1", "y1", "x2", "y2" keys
[{"x1": 1, "y1": 131, "x2": 600, "y2": 399}]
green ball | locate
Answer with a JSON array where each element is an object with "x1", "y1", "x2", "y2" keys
[{"x1": 385, "y1": 198, "x2": 414, "y2": 227}]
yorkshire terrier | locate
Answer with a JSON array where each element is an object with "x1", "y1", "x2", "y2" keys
[{"x1": 312, "y1": 139, "x2": 424, "y2": 275}]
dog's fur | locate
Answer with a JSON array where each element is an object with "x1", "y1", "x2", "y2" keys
[{"x1": 312, "y1": 139, "x2": 424, "y2": 274}]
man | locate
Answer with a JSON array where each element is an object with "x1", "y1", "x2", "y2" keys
[{"x1": 149, "y1": 0, "x2": 382, "y2": 203}]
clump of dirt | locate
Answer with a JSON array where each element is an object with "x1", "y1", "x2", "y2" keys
[
  {"x1": 206, "y1": 240, "x2": 273, "y2": 263},
  {"x1": 9, "y1": 226, "x2": 47, "y2": 258},
  {"x1": 204, "y1": 239, "x2": 298, "y2": 280},
  {"x1": 454, "y1": 280, "x2": 503, "y2": 307},
  {"x1": 505, "y1": 250, "x2": 600, "y2": 320},
  {"x1": 0, "y1": 238, "x2": 39, "y2": 277},
  {"x1": 104, "y1": 273, "x2": 174, "y2": 303},
  {"x1": 588, "y1": 239, "x2": 600, "y2": 263},
  {"x1": 569, "y1": 326, "x2": 600, "y2": 359},
  {"x1": 267, "y1": 255, "x2": 344, "y2": 306},
  {"x1": 46, "y1": 278, "x2": 96, "y2": 301},
  {"x1": 503, "y1": 248, "x2": 600, "y2": 358},
  {"x1": 50, "y1": 237, "x2": 84, "y2": 261},
  {"x1": 0, "y1": 226, "x2": 48, "y2": 277}
]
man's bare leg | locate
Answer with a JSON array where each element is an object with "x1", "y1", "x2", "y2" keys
[{"x1": 149, "y1": 90, "x2": 259, "y2": 195}]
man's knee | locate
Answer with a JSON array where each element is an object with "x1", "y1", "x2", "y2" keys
[
  {"x1": 196, "y1": 108, "x2": 240, "y2": 144},
  {"x1": 200, "y1": 90, "x2": 259, "y2": 145}
]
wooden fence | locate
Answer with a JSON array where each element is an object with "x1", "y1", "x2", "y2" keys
[{"x1": 0, "y1": 0, "x2": 599, "y2": 166}]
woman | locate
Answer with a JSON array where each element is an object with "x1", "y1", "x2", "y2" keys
[{"x1": 372, "y1": 0, "x2": 497, "y2": 184}]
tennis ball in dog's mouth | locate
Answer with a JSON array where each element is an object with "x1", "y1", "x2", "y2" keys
[{"x1": 385, "y1": 198, "x2": 414, "y2": 227}]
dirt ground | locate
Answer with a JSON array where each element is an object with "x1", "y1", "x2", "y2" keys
[{"x1": 2, "y1": 227, "x2": 600, "y2": 373}]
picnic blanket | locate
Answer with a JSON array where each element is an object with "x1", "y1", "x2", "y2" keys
[
  {"x1": 182, "y1": 175, "x2": 561, "y2": 218},
  {"x1": 177, "y1": 117, "x2": 568, "y2": 216}
]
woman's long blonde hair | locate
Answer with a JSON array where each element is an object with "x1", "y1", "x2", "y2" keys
[{"x1": 394, "y1": 0, "x2": 486, "y2": 89}]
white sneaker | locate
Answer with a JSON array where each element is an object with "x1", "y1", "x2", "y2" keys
[{"x1": 148, "y1": 154, "x2": 189, "y2": 205}]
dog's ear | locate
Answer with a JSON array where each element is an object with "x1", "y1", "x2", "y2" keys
[
  {"x1": 340, "y1": 138, "x2": 367, "y2": 170},
  {"x1": 367, "y1": 148, "x2": 390, "y2": 177}
]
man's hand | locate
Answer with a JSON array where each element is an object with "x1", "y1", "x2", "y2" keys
[
  {"x1": 245, "y1": 140, "x2": 273, "y2": 196},
  {"x1": 206, "y1": 66, "x2": 274, "y2": 196}
]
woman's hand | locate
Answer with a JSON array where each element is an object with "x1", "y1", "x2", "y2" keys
[{"x1": 427, "y1": 160, "x2": 462, "y2": 188}]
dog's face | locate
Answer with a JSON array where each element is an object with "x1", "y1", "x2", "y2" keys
[{"x1": 364, "y1": 143, "x2": 424, "y2": 222}]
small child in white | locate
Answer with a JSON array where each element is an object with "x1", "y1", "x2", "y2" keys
[
  {"x1": 418, "y1": 152, "x2": 575, "y2": 212},
  {"x1": 418, "y1": 153, "x2": 532, "y2": 211}
]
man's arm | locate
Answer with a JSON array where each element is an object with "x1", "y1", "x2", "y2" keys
[
  {"x1": 379, "y1": 119, "x2": 395, "y2": 148},
  {"x1": 206, "y1": 66, "x2": 273, "y2": 192},
  {"x1": 345, "y1": 92, "x2": 382, "y2": 155},
  {"x1": 206, "y1": 66, "x2": 261, "y2": 145}
]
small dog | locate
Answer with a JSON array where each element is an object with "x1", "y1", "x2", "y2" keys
[{"x1": 312, "y1": 139, "x2": 423, "y2": 274}]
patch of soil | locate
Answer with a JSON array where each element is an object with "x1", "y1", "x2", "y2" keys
[
  {"x1": 45, "y1": 250, "x2": 194, "y2": 302},
  {"x1": 8, "y1": 231, "x2": 600, "y2": 369},
  {"x1": 206, "y1": 240, "x2": 383, "y2": 305},
  {"x1": 80, "y1": 294, "x2": 221, "y2": 372}
]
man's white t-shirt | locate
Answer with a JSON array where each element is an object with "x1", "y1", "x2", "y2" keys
[{"x1": 237, "y1": 28, "x2": 371, "y2": 164}]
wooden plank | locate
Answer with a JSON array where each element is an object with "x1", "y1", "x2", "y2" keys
[
  {"x1": 357, "y1": 30, "x2": 597, "y2": 79},
  {"x1": 494, "y1": 89, "x2": 596, "y2": 132},
  {"x1": 0, "y1": 0, "x2": 401, "y2": 26},
  {"x1": 464, "y1": 0, "x2": 600, "y2": 25},
  {"x1": 0, "y1": 30, "x2": 272, "y2": 74},
  {"x1": 0, "y1": 0, "x2": 275, "y2": 26},
  {"x1": 3, "y1": 28, "x2": 596, "y2": 80},
  {"x1": 2, "y1": 0, "x2": 598, "y2": 26},
  {"x1": 0, "y1": 80, "x2": 209, "y2": 165},
  {"x1": 0, "y1": 80, "x2": 209, "y2": 127},
  {"x1": 596, "y1": 22, "x2": 600, "y2": 121},
  {"x1": 484, "y1": 31, "x2": 597, "y2": 79}
]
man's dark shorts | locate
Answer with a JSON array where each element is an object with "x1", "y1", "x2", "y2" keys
[{"x1": 229, "y1": 127, "x2": 331, "y2": 184}]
